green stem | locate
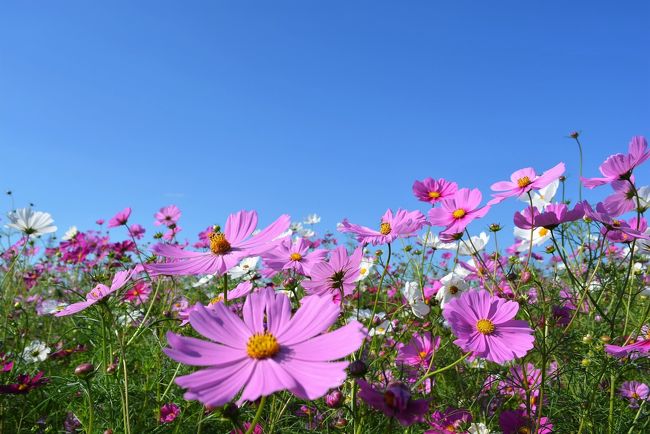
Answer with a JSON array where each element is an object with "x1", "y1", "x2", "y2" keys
[{"x1": 245, "y1": 396, "x2": 267, "y2": 434}]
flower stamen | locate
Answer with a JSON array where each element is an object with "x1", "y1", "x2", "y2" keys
[
  {"x1": 209, "y1": 232, "x2": 231, "y2": 255},
  {"x1": 476, "y1": 319, "x2": 495, "y2": 335},
  {"x1": 246, "y1": 332, "x2": 280, "y2": 359}
]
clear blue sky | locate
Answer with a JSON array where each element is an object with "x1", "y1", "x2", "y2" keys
[{"x1": 1, "y1": 1, "x2": 648, "y2": 243}]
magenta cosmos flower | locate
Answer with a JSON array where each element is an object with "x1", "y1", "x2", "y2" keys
[
  {"x1": 339, "y1": 209, "x2": 427, "y2": 245},
  {"x1": 396, "y1": 332, "x2": 440, "y2": 369},
  {"x1": 412, "y1": 178, "x2": 458, "y2": 205},
  {"x1": 148, "y1": 210, "x2": 290, "y2": 276},
  {"x1": 159, "y1": 403, "x2": 180, "y2": 423},
  {"x1": 605, "y1": 339, "x2": 650, "y2": 358},
  {"x1": 499, "y1": 409, "x2": 553, "y2": 434},
  {"x1": 443, "y1": 290, "x2": 534, "y2": 364},
  {"x1": 584, "y1": 203, "x2": 649, "y2": 240},
  {"x1": 55, "y1": 268, "x2": 136, "y2": 316},
  {"x1": 155, "y1": 205, "x2": 181, "y2": 227},
  {"x1": 582, "y1": 136, "x2": 649, "y2": 188},
  {"x1": 301, "y1": 246, "x2": 363, "y2": 303},
  {"x1": 602, "y1": 180, "x2": 639, "y2": 216},
  {"x1": 428, "y1": 188, "x2": 491, "y2": 235},
  {"x1": 356, "y1": 380, "x2": 429, "y2": 426},
  {"x1": 514, "y1": 202, "x2": 585, "y2": 231},
  {"x1": 490, "y1": 162, "x2": 565, "y2": 204},
  {"x1": 164, "y1": 287, "x2": 365, "y2": 406},
  {"x1": 107, "y1": 207, "x2": 132, "y2": 228},
  {"x1": 0, "y1": 372, "x2": 49, "y2": 394},
  {"x1": 264, "y1": 237, "x2": 327, "y2": 276}
]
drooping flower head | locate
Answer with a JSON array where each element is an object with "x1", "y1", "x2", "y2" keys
[
  {"x1": 603, "y1": 180, "x2": 640, "y2": 216},
  {"x1": 55, "y1": 268, "x2": 137, "y2": 316},
  {"x1": 164, "y1": 287, "x2": 365, "y2": 407},
  {"x1": 584, "y1": 203, "x2": 649, "y2": 241},
  {"x1": 301, "y1": 246, "x2": 363, "y2": 303},
  {"x1": 412, "y1": 178, "x2": 458, "y2": 205},
  {"x1": 356, "y1": 380, "x2": 429, "y2": 426},
  {"x1": 443, "y1": 290, "x2": 534, "y2": 364},
  {"x1": 428, "y1": 189, "x2": 491, "y2": 235},
  {"x1": 339, "y1": 209, "x2": 426, "y2": 246},
  {"x1": 148, "y1": 210, "x2": 290, "y2": 276},
  {"x1": 490, "y1": 163, "x2": 565, "y2": 204},
  {"x1": 582, "y1": 136, "x2": 649, "y2": 188}
]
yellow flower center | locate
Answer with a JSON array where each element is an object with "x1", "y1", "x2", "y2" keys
[
  {"x1": 518, "y1": 428, "x2": 532, "y2": 434},
  {"x1": 538, "y1": 227, "x2": 549, "y2": 237},
  {"x1": 246, "y1": 332, "x2": 280, "y2": 359},
  {"x1": 419, "y1": 351, "x2": 428, "y2": 359},
  {"x1": 360, "y1": 267, "x2": 367, "y2": 276},
  {"x1": 632, "y1": 392, "x2": 640, "y2": 399},
  {"x1": 612, "y1": 219, "x2": 621, "y2": 228},
  {"x1": 17, "y1": 384, "x2": 28, "y2": 391},
  {"x1": 452, "y1": 209, "x2": 466, "y2": 219},
  {"x1": 517, "y1": 176, "x2": 532, "y2": 188},
  {"x1": 209, "y1": 232, "x2": 231, "y2": 255},
  {"x1": 290, "y1": 252, "x2": 302, "y2": 261},
  {"x1": 428, "y1": 191, "x2": 441, "y2": 199},
  {"x1": 476, "y1": 319, "x2": 496, "y2": 335},
  {"x1": 379, "y1": 222, "x2": 392, "y2": 235},
  {"x1": 210, "y1": 295, "x2": 224, "y2": 305}
]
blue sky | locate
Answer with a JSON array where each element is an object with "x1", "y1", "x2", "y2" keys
[{"x1": 1, "y1": 1, "x2": 648, "y2": 245}]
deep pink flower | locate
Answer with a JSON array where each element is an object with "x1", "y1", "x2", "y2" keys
[
  {"x1": 128, "y1": 224, "x2": 146, "y2": 240},
  {"x1": 396, "y1": 332, "x2": 440, "y2": 369},
  {"x1": 159, "y1": 403, "x2": 180, "y2": 423},
  {"x1": 264, "y1": 238, "x2": 327, "y2": 276},
  {"x1": 301, "y1": 246, "x2": 363, "y2": 303},
  {"x1": 582, "y1": 136, "x2": 649, "y2": 188},
  {"x1": 605, "y1": 339, "x2": 650, "y2": 358},
  {"x1": 412, "y1": 178, "x2": 458, "y2": 205},
  {"x1": 164, "y1": 287, "x2": 365, "y2": 407},
  {"x1": 123, "y1": 281, "x2": 151, "y2": 305},
  {"x1": 0, "y1": 353, "x2": 13, "y2": 372},
  {"x1": 490, "y1": 162, "x2": 565, "y2": 203},
  {"x1": 514, "y1": 202, "x2": 585, "y2": 230},
  {"x1": 155, "y1": 205, "x2": 182, "y2": 227},
  {"x1": 0, "y1": 372, "x2": 49, "y2": 394},
  {"x1": 148, "y1": 210, "x2": 290, "y2": 277},
  {"x1": 499, "y1": 409, "x2": 553, "y2": 434},
  {"x1": 425, "y1": 407, "x2": 472, "y2": 433},
  {"x1": 428, "y1": 189, "x2": 491, "y2": 235},
  {"x1": 55, "y1": 269, "x2": 136, "y2": 316},
  {"x1": 108, "y1": 207, "x2": 132, "y2": 228},
  {"x1": 356, "y1": 380, "x2": 429, "y2": 426},
  {"x1": 339, "y1": 209, "x2": 426, "y2": 246},
  {"x1": 443, "y1": 290, "x2": 534, "y2": 364},
  {"x1": 584, "y1": 203, "x2": 649, "y2": 240}
]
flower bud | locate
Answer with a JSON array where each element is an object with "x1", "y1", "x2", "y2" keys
[
  {"x1": 348, "y1": 360, "x2": 367, "y2": 378},
  {"x1": 325, "y1": 390, "x2": 343, "y2": 408},
  {"x1": 74, "y1": 363, "x2": 94, "y2": 377}
]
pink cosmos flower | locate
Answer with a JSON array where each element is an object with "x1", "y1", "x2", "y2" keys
[
  {"x1": 584, "y1": 203, "x2": 649, "y2": 240},
  {"x1": 264, "y1": 238, "x2": 328, "y2": 276},
  {"x1": 412, "y1": 178, "x2": 458, "y2": 205},
  {"x1": 55, "y1": 269, "x2": 136, "y2": 316},
  {"x1": 356, "y1": 380, "x2": 429, "y2": 426},
  {"x1": 425, "y1": 407, "x2": 472, "y2": 433},
  {"x1": 301, "y1": 246, "x2": 363, "y2": 303},
  {"x1": 208, "y1": 281, "x2": 255, "y2": 305},
  {"x1": 163, "y1": 225, "x2": 182, "y2": 241},
  {"x1": 159, "y1": 403, "x2": 180, "y2": 423},
  {"x1": 490, "y1": 163, "x2": 565, "y2": 204},
  {"x1": 155, "y1": 205, "x2": 182, "y2": 227},
  {"x1": 619, "y1": 381, "x2": 649, "y2": 408},
  {"x1": 396, "y1": 332, "x2": 440, "y2": 369},
  {"x1": 514, "y1": 202, "x2": 585, "y2": 230},
  {"x1": 0, "y1": 372, "x2": 49, "y2": 394},
  {"x1": 490, "y1": 162, "x2": 566, "y2": 204},
  {"x1": 148, "y1": 210, "x2": 290, "y2": 276},
  {"x1": 108, "y1": 207, "x2": 132, "y2": 228},
  {"x1": 605, "y1": 339, "x2": 650, "y2": 358},
  {"x1": 123, "y1": 281, "x2": 151, "y2": 305},
  {"x1": 443, "y1": 290, "x2": 534, "y2": 364},
  {"x1": 499, "y1": 409, "x2": 553, "y2": 434},
  {"x1": 164, "y1": 287, "x2": 365, "y2": 407},
  {"x1": 339, "y1": 209, "x2": 426, "y2": 246},
  {"x1": 603, "y1": 180, "x2": 639, "y2": 216},
  {"x1": 582, "y1": 136, "x2": 649, "y2": 188},
  {"x1": 428, "y1": 188, "x2": 491, "y2": 235},
  {"x1": 128, "y1": 224, "x2": 146, "y2": 240}
]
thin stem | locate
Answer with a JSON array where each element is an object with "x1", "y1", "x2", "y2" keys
[{"x1": 245, "y1": 395, "x2": 267, "y2": 434}]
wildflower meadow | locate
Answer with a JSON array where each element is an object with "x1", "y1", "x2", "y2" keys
[{"x1": 0, "y1": 134, "x2": 648, "y2": 433}]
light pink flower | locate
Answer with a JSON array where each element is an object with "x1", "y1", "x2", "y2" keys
[
  {"x1": 339, "y1": 209, "x2": 426, "y2": 246},
  {"x1": 107, "y1": 207, "x2": 132, "y2": 228},
  {"x1": 428, "y1": 188, "x2": 491, "y2": 235},
  {"x1": 55, "y1": 269, "x2": 137, "y2": 316},
  {"x1": 490, "y1": 162, "x2": 565, "y2": 204}
]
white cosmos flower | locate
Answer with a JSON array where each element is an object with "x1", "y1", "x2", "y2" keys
[
  {"x1": 468, "y1": 422, "x2": 490, "y2": 434},
  {"x1": 298, "y1": 228, "x2": 315, "y2": 238},
  {"x1": 513, "y1": 226, "x2": 552, "y2": 252},
  {"x1": 62, "y1": 226, "x2": 78, "y2": 241},
  {"x1": 436, "y1": 272, "x2": 469, "y2": 308},
  {"x1": 458, "y1": 232, "x2": 490, "y2": 256},
  {"x1": 419, "y1": 233, "x2": 458, "y2": 250},
  {"x1": 193, "y1": 274, "x2": 216, "y2": 288},
  {"x1": 228, "y1": 256, "x2": 260, "y2": 279},
  {"x1": 637, "y1": 186, "x2": 650, "y2": 211},
  {"x1": 7, "y1": 208, "x2": 57, "y2": 238},
  {"x1": 303, "y1": 213, "x2": 321, "y2": 225},
  {"x1": 401, "y1": 281, "x2": 430, "y2": 318},
  {"x1": 356, "y1": 257, "x2": 375, "y2": 281},
  {"x1": 518, "y1": 179, "x2": 560, "y2": 211},
  {"x1": 22, "y1": 340, "x2": 50, "y2": 363},
  {"x1": 368, "y1": 319, "x2": 393, "y2": 336}
]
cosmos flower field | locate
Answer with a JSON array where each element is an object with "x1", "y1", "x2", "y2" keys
[{"x1": 1, "y1": 134, "x2": 649, "y2": 433}]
